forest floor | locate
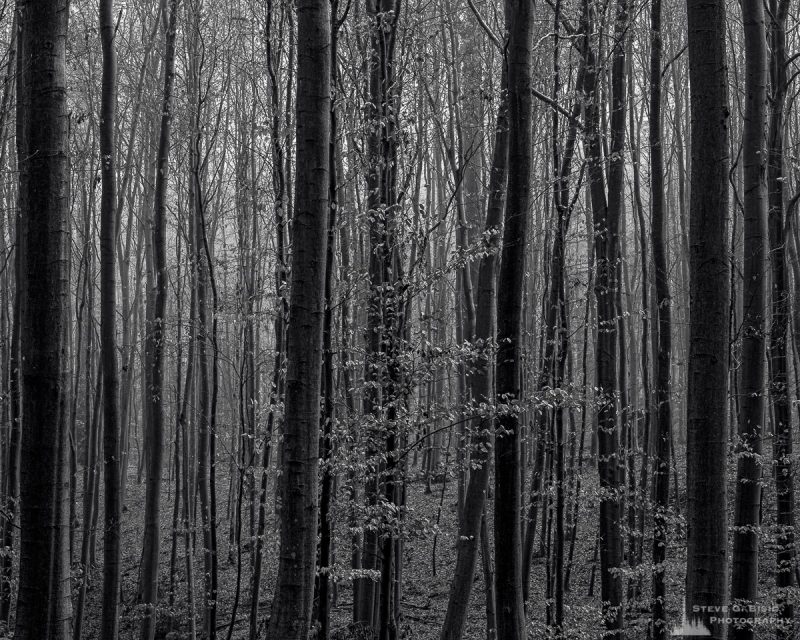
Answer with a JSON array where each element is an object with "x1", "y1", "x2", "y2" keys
[{"x1": 7, "y1": 440, "x2": 791, "y2": 639}]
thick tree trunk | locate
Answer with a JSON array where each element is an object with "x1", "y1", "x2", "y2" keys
[
  {"x1": 492, "y1": 0, "x2": 532, "y2": 636},
  {"x1": 684, "y1": 0, "x2": 731, "y2": 636},
  {"x1": 14, "y1": 0, "x2": 73, "y2": 636},
  {"x1": 729, "y1": 1, "x2": 768, "y2": 638},
  {"x1": 265, "y1": 0, "x2": 330, "y2": 633}
]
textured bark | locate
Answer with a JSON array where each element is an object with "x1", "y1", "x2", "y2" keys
[
  {"x1": 14, "y1": 0, "x2": 73, "y2": 636},
  {"x1": 492, "y1": 0, "x2": 531, "y2": 636},
  {"x1": 684, "y1": 0, "x2": 731, "y2": 636},
  {"x1": 139, "y1": 1, "x2": 179, "y2": 637},
  {"x1": 265, "y1": 0, "x2": 330, "y2": 633},
  {"x1": 729, "y1": 1, "x2": 768, "y2": 637}
]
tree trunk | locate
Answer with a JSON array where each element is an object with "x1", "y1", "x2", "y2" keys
[
  {"x1": 583, "y1": 0, "x2": 627, "y2": 631},
  {"x1": 265, "y1": 0, "x2": 331, "y2": 633},
  {"x1": 648, "y1": 0, "x2": 673, "y2": 637},
  {"x1": 360, "y1": 0, "x2": 403, "y2": 635},
  {"x1": 14, "y1": 0, "x2": 73, "y2": 635},
  {"x1": 440, "y1": 63, "x2": 508, "y2": 640},
  {"x1": 249, "y1": 0, "x2": 288, "y2": 633},
  {"x1": 139, "y1": 1, "x2": 179, "y2": 637},
  {"x1": 684, "y1": 0, "x2": 731, "y2": 636},
  {"x1": 729, "y1": 1, "x2": 768, "y2": 638},
  {"x1": 315, "y1": 6, "x2": 341, "y2": 635},
  {"x1": 492, "y1": 0, "x2": 532, "y2": 636},
  {"x1": 767, "y1": 3, "x2": 793, "y2": 637},
  {"x1": 187, "y1": 5, "x2": 218, "y2": 633},
  {"x1": 99, "y1": 0, "x2": 122, "y2": 632}
]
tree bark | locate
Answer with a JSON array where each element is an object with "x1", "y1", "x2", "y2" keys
[
  {"x1": 265, "y1": 0, "x2": 331, "y2": 633},
  {"x1": 14, "y1": 0, "x2": 73, "y2": 636},
  {"x1": 139, "y1": 1, "x2": 179, "y2": 637},
  {"x1": 648, "y1": 0, "x2": 673, "y2": 637},
  {"x1": 767, "y1": 3, "x2": 793, "y2": 637},
  {"x1": 583, "y1": 0, "x2": 627, "y2": 631},
  {"x1": 492, "y1": 0, "x2": 532, "y2": 636},
  {"x1": 729, "y1": 1, "x2": 769, "y2": 638},
  {"x1": 684, "y1": 0, "x2": 731, "y2": 636},
  {"x1": 99, "y1": 0, "x2": 122, "y2": 632}
]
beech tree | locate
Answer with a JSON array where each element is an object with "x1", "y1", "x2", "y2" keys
[
  {"x1": 139, "y1": 0, "x2": 179, "y2": 636},
  {"x1": 767, "y1": 3, "x2": 794, "y2": 638},
  {"x1": 265, "y1": 0, "x2": 330, "y2": 634},
  {"x1": 648, "y1": 0, "x2": 673, "y2": 636},
  {"x1": 14, "y1": 0, "x2": 73, "y2": 636},
  {"x1": 492, "y1": 0, "x2": 531, "y2": 637},
  {"x1": 729, "y1": 1, "x2": 768, "y2": 638},
  {"x1": 684, "y1": 0, "x2": 731, "y2": 636},
  {"x1": 99, "y1": 0, "x2": 122, "y2": 631}
]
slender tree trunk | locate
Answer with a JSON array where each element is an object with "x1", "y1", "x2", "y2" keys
[
  {"x1": 0, "y1": 20, "x2": 19, "y2": 627},
  {"x1": 139, "y1": 1, "x2": 179, "y2": 637},
  {"x1": 440, "y1": 64, "x2": 508, "y2": 640},
  {"x1": 684, "y1": 0, "x2": 731, "y2": 636},
  {"x1": 73, "y1": 375, "x2": 102, "y2": 640},
  {"x1": 648, "y1": 1, "x2": 673, "y2": 637},
  {"x1": 583, "y1": 0, "x2": 627, "y2": 631},
  {"x1": 99, "y1": 0, "x2": 122, "y2": 632},
  {"x1": 187, "y1": 6, "x2": 218, "y2": 633},
  {"x1": 315, "y1": 6, "x2": 341, "y2": 635},
  {"x1": 249, "y1": 0, "x2": 288, "y2": 631},
  {"x1": 767, "y1": 3, "x2": 793, "y2": 637},
  {"x1": 360, "y1": 0, "x2": 403, "y2": 635},
  {"x1": 729, "y1": 2, "x2": 768, "y2": 638}
]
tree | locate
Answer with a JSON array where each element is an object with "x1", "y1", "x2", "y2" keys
[
  {"x1": 99, "y1": 0, "x2": 123, "y2": 635},
  {"x1": 440, "y1": 62, "x2": 508, "y2": 640},
  {"x1": 265, "y1": 0, "x2": 331, "y2": 633},
  {"x1": 648, "y1": 0, "x2": 673, "y2": 636},
  {"x1": 766, "y1": 2, "x2": 794, "y2": 637},
  {"x1": 139, "y1": 0, "x2": 179, "y2": 637},
  {"x1": 14, "y1": 0, "x2": 73, "y2": 637},
  {"x1": 582, "y1": 0, "x2": 628, "y2": 631},
  {"x1": 729, "y1": 1, "x2": 768, "y2": 637},
  {"x1": 358, "y1": 0, "x2": 404, "y2": 635},
  {"x1": 493, "y1": 0, "x2": 532, "y2": 636},
  {"x1": 684, "y1": 0, "x2": 731, "y2": 636}
]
